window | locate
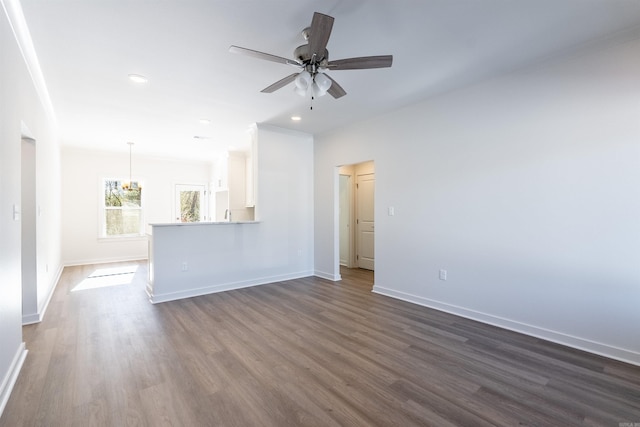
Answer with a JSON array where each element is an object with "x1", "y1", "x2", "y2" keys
[{"x1": 101, "y1": 179, "x2": 144, "y2": 237}]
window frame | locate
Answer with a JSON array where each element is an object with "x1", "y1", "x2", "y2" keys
[{"x1": 99, "y1": 177, "x2": 146, "y2": 239}]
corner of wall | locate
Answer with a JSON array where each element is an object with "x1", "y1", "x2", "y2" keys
[
  {"x1": 22, "y1": 263, "x2": 63, "y2": 325},
  {"x1": 314, "y1": 270, "x2": 341, "y2": 281}
]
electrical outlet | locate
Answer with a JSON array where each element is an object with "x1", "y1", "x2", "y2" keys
[
  {"x1": 388, "y1": 206, "x2": 395, "y2": 216},
  {"x1": 439, "y1": 269, "x2": 447, "y2": 281},
  {"x1": 181, "y1": 262, "x2": 188, "y2": 272}
]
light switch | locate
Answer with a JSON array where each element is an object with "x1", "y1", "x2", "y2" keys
[{"x1": 388, "y1": 206, "x2": 395, "y2": 216}]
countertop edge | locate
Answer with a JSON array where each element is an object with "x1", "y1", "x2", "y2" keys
[{"x1": 149, "y1": 221, "x2": 260, "y2": 227}]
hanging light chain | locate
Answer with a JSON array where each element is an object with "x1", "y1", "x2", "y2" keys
[{"x1": 126, "y1": 142, "x2": 134, "y2": 191}]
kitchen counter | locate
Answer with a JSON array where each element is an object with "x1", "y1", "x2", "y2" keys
[
  {"x1": 149, "y1": 220, "x2": 259, "y2": 227},
  {"x1": 146, "y1": 220, "x2": 310, "y2": 304}
]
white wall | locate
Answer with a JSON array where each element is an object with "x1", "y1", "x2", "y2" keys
[
  {"x1": 148, "y1": 124, "x2": 314, "y2": 303},
  {"x1": 61, "y1": 147, "x2": 212, "y2": 265},
  {"x1": 1, "y1": 0, "x2": 62, "y2": 413},
  {"x1": 254, "y1": 124, "x2": 314, "y2": 254},
  {"x1": 314, "y1": 36, "x2": 640, "y2": 365}
]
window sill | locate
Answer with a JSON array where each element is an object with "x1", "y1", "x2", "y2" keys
[{"x1": 98, "y1": 235, "x2": 148, "y2": 243}]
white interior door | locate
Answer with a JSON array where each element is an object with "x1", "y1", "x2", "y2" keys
[
  {"x1": 175, "y1": 184, "x2": 206, "y2": 222},
  {"x1": 356, "y1": 173, "x2": 375, "y2": 270}
]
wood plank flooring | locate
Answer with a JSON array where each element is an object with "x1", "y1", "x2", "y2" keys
[{"x1": 1, "y1": 262, "x2": 639, "y2": 426}]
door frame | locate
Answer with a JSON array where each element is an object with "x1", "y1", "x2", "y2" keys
[
  {"x1": 335, "y1": 160, "x2": 375, "y2": 279},
  {"x1": 173, "y1": 183, "x2": 208, "y2": 222},
  {"x1": 339, "y1": 173, "x2": 354, "y2": 268},
  {"x1": 21, "y1": 123, "x2": 39, "y2": 324}
]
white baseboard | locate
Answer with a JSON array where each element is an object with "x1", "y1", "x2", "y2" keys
[
  {"x1": 21, "y1": 313, "x2": 40, "y2": 325},
  {"x1": 373, "y1": 285, "x2": 640, "y2": 367},
  {"x1": 148, "y1": 270, "x2": 314, "y2": 304},
  {"x1": 314, "y1": 270, "x2": 341, "y2": 281},
  {"x1": 22, "y1": 264, "x2": 64, "y2": 325},
  {"x1": 38, "y1": 264, "x2": 63, "y2": 320},
  {"x1": 0, "y1": 343, "x2": 27, "y2": 418}
]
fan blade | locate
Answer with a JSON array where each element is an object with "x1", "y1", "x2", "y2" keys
[
  {"x1": 261, "y1": 73, "x2": 299, "y2": 93},
  {"x1": 327, "y1": 55, "x2": 393, "y2": 70},
  {"x1": 229, "y1": 45, "x2": 301, "y2": 67},
  {"x1": 326, "y1": 75, "x2": 346, "y2": 99},
  {"x1": 308, "y1": 12, "x2": 334, "y2": 62}
]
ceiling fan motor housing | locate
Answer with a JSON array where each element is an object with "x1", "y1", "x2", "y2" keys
[{"x1": 294, "y1": 44, "x2": 329, "y2": 67}]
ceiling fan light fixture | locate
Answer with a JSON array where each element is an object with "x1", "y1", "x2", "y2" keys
[
  {"x1": 294, "y1": 71, "x2": 312, "y2": 90},
  {"x1": 314, "y1": 72, "x2": 332, "y2": 92},
  {"x1": 294, "y1": 85, "x2": 307, "y2": 97},
  {"x1": 312, "y1": 81, "x2": 328, "y2": 97}
]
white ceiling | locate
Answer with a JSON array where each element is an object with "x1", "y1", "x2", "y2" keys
[{"x1": 18, "y1": 0, "x2": 640, "y2": 161}]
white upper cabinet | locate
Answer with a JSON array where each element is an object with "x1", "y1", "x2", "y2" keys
[{"x1": 212, "y1": 155, "x2": 229, "y2": 191}]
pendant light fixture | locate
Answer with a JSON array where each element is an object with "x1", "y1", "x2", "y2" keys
[{"x1": 122, "y1": 142, "x2": 135, "y2": 191}]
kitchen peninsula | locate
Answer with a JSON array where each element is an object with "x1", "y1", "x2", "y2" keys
[
  {"x1": 147, "y1": 220, "x2": 269, "y2": 303},
  {"x1": 147, "y1": 124, "x2": 315, "y2": 304}
]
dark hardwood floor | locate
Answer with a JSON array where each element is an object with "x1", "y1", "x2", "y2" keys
[{"x1": 1, "y1": 261, "x2": 639, "y2": 426}]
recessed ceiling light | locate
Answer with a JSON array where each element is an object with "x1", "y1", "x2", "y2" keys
[
  {"x1": 199, "y1": 119, "x2": 211, "y2": 125},
  {"x1": 128, "y1": 74, "x2": 148, "y2": 84},
  {"x1": 291, "y1": 116, "x2": 302, "y2": 121}
]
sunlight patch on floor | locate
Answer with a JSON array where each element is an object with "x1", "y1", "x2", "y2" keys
[
  {"x1": 72, "y1": 265, "x2": 138, "y2": 292},
  {"x1": 88, "y1": 265, "x2": 138, "y2": 278}
]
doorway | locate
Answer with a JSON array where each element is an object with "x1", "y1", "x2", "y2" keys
[
  {"x1": 338, "y1": 161, "x2": 375, "y2": 273},
  {"x1": 174, "y1": 184, "x2": 207, "y2": 222},
  {"x1": 21, "y1": 132, "x2": 38, "y2": 323}
]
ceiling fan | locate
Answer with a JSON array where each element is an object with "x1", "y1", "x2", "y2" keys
[{"x1": 229, "y1": 12, "x2": 393, "y2": 99}]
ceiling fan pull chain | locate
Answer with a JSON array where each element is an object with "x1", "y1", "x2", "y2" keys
[{"x1": 310, "y1": 95, "x2": 314, "y2": 110}]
